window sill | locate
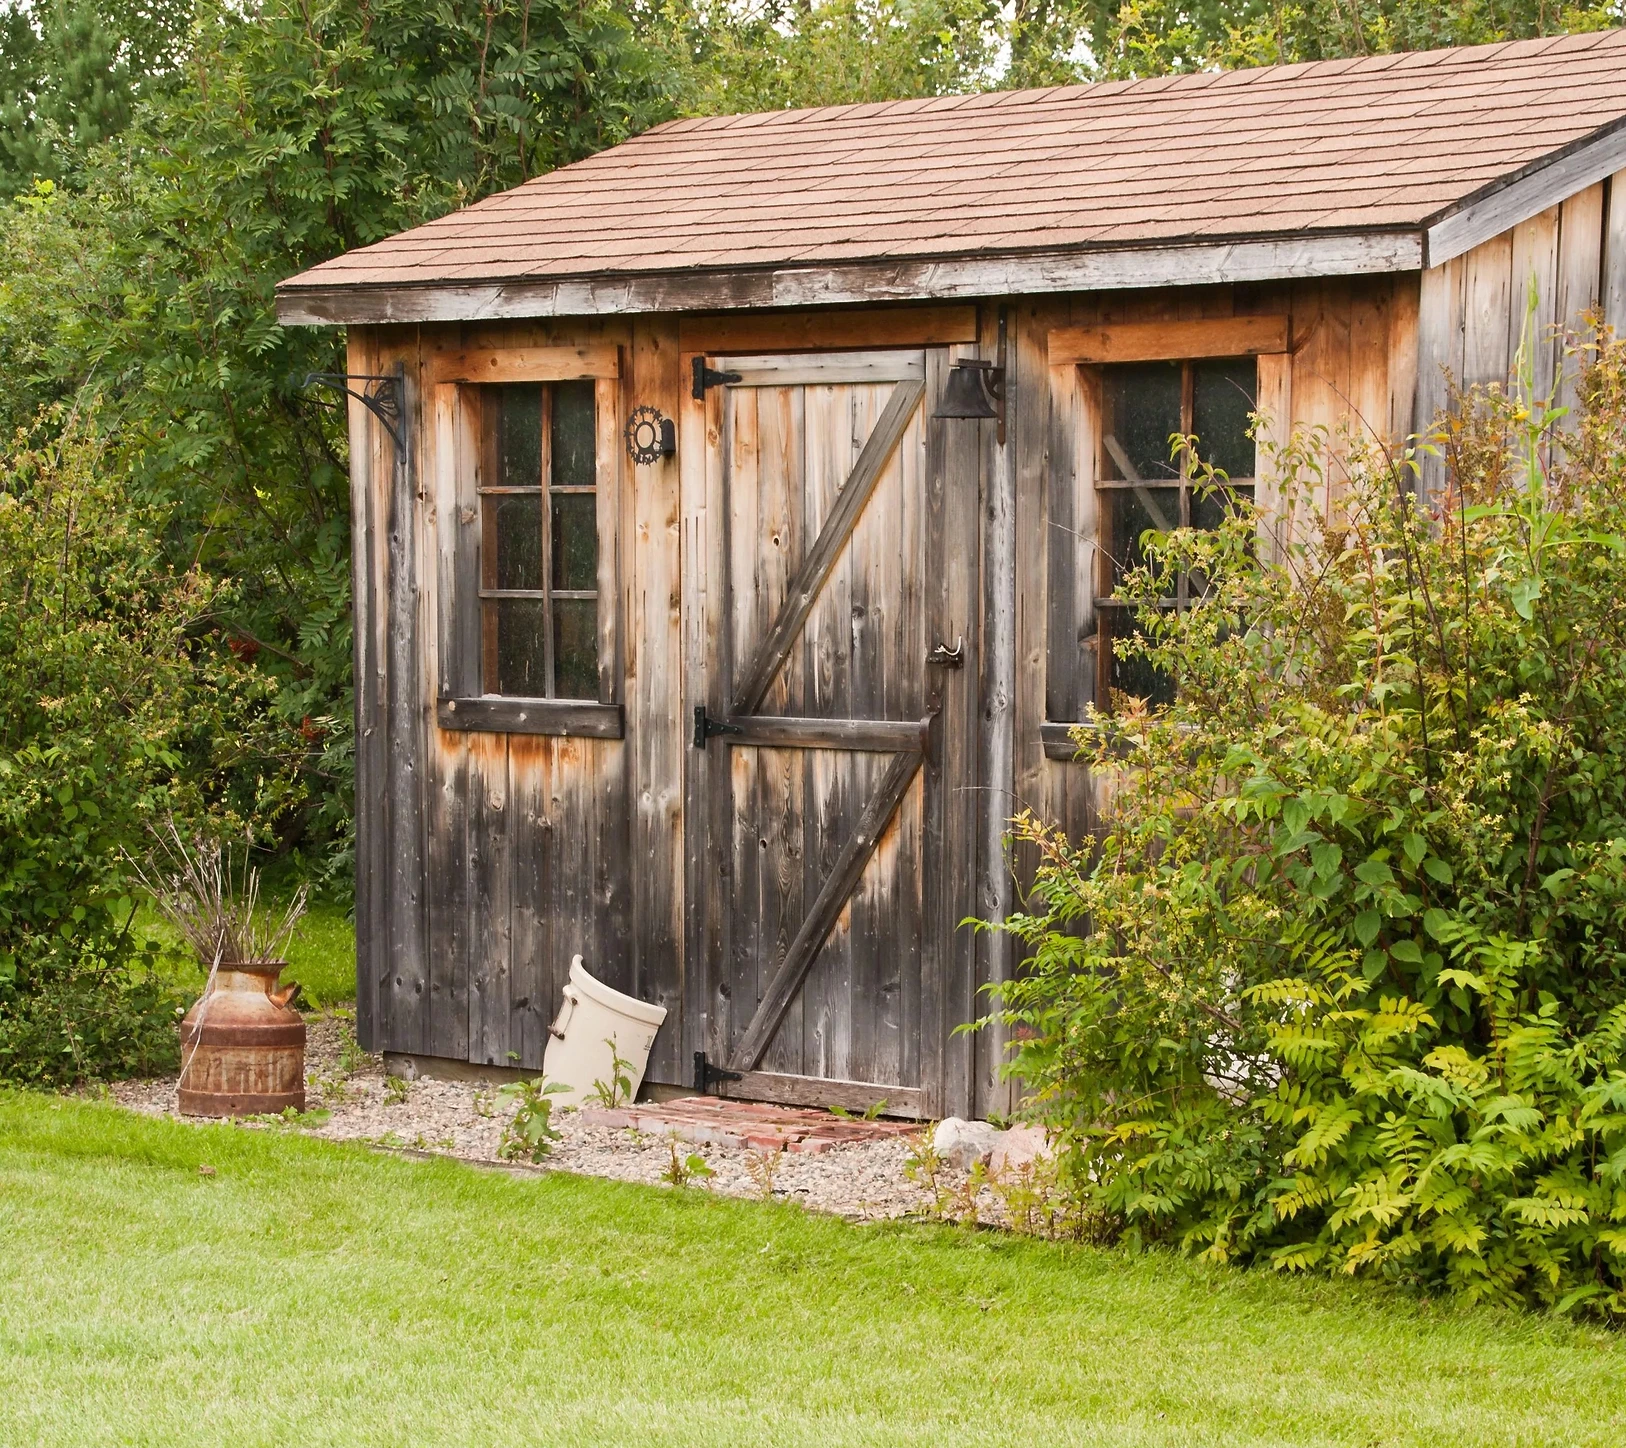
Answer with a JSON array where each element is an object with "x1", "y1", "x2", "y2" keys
[
  {"x1": 1041, "y1": 720, "x2": 1098, "y2": 762},
  {"x1": 437, "y1": 697, "x2": 624, "y2": 738}
]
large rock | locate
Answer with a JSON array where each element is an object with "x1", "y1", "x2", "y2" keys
[
  {"x1": 932, "y1": 1117, "x2": 1003, "y2": 1171},
  {"x1": 989, "y1": 1123, "x2": 1054, "y2": 1177}
]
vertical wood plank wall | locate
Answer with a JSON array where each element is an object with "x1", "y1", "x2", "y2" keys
[
  {"x1": 351, "y1": 317, "x2": 688, "y2": 1083},
  {"x1": 1415, "y1": 174, "x2": 1625, "y2": 494}
]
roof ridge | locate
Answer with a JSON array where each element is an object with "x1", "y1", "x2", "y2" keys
[{"x1": 637, "y1": 26, "x2": 1626, "y2": 135}]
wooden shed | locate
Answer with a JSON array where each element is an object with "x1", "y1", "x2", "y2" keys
[{"x1": 277, "y1": 32, "x2": 1626, "y2": 1118}]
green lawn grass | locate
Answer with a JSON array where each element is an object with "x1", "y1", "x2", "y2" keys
[
  {"x1": 131, "y1": 895, "x2": 357, "y2": 1007},
  {"x1": 2, "y1": 1093, "x2": 1621, "y2": 1447}
]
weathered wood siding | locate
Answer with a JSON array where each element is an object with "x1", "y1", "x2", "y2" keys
[
  {"x1": 349, "y1": 318, "x2": 684, "y2": 1079},
  {"x1": 1416, "y1": 174, "x2": 1624, "y2": 494},
  {"x1": 350, "y1": 187, "x2": 1625, "y2": 1105}
]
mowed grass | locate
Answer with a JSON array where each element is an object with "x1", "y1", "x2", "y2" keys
[{"x1": 2, "y1": 1094, "x2": 1622, "y2": 1448}]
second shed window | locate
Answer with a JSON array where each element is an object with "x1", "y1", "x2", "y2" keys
[
  {"x1": 480, "y1": 380, "x2": 599, "y2": 698},
  {"x1": 1095, "y1": 357, "x2": 1256, "y2": 707}
]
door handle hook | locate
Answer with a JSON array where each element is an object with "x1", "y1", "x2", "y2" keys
[{"x1": 927, "y1": 636, "x2": 965, "y2": 669}]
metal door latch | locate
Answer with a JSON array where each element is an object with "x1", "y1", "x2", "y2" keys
[
  {"x1": 927, "y1": 636, "x2": 965, "y2": 669},
  {"x1": 692, "y1": 358, "x2": 743, "y2": 399},
  {"x1": 693, "y1": 1052, "x2": 743, "y2": 1094},
  {"x1": 693, "y1": 705, "x2": 745, "y2": 748}
]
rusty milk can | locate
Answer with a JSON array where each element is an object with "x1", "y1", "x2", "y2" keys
[{"x1": 178, "y1": 964, "x2": 306, "y2": 1116}]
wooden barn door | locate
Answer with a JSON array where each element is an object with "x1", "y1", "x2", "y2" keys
[{"x1": 689, "y1": 347, "x2": 977, "y2": 1116}]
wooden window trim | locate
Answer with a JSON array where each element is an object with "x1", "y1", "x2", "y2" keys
[
  {"x1": 429, "y1": 342, "x2": 620, "y2": 384},
  {"x1": 433, "y1": 349, "x2": 622, "y2": 729},
  {"x1": 1048, "y1": 316, "x2": 1288, "y2": 367},
  {"x1": 437, "y1": 696, "x2": 624, "y2": 738},
  {"x1": 1045, "y1": 345, "x2": 1273, "y2": 750}
]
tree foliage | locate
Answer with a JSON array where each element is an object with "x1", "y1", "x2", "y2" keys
[
  {"x1": 990, "y1": 336, "x2": 1626, "y2": 1316},
  {"x1": 0, "y1": 414, "x2": 278, "y2": 1084},
  {"x1": 0, "y1": 0, "x2": 677, "y2": 890}
]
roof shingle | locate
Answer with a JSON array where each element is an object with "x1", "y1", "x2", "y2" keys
[{"x1": 279, "y1": 31, "x2": 1626, "y2": 300}]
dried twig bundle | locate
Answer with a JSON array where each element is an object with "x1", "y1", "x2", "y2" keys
[{"x1": 126, "y1": 818, "x2": 307, "y2": 969}]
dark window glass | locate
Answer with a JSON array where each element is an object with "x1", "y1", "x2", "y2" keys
[
  {"x1": 497, "y1": 385, "x2": 543, "y2": 488},
  {"x1": 551, "y1": 380, "x2": 596, "y2": 489},
  {"x1": 1107, "y1": 485, "x2": 1180, "y2": 577},
  {"x1": 1105, "y1": 614, "x2": 1177, "y2": 709},
  {"x1": 493, "y1": 493, "x2": 542, "y2": 590},
  {"x1": 1192, "y1": 360, "x2": 1257, "y2": 479},
  {"x1": 496, "y1": 599, "x2": 548, "y2": 696},
  {"x1": 553, "y1": 599, "x2": 599, "y2": 700},
  {"x1": 1102, "y1": 362, "x2": 1182, "y2": 481},
  {"x1": 551, "y1": 492, "x2": 598, "y2": 592},
  {"x1": 1091, "y1": 356, "x2": 1257, "y2": 712},
  {"x1": 479, "y1": 380, "x2": 602, "y2": 700}
]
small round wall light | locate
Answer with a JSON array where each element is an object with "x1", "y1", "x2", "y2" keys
[{"x1": 625, "y1": 405, "x2": 677, "y2": 465}]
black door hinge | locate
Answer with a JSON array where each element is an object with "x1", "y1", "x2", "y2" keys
[
  {"x1": 692, "y1": 357, "x2": 743, "y2": 400},
  {"x1": 694, "y1": 1051, "x2": 743, "y2": 1094},
  {"x1": 692, "y1": 705, "x2": 745, "y2": 748}
]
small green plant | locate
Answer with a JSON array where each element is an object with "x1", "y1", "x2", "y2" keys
[
  {"x1": 383, "y1": 1074, "x2": 410, "y2": 1106},
  {"x1": 828, "y1": 1098, "x2": 888, "y2": 1121},
  {"x1": 585, "y1": 1038, "x2": 634, "y2": 1109},
  {"x1": 742, "y1": 1146, "x2": 783, "y2": 1200},
  {"x1": 334, "y1": 1015, "x2": 369, "y2": 1077},
  {"x1": 986, "y1": 1155, "x2": 1109, "y2": 1242},
  {"x1": 497, "y1": 1077, "x2": 571, "y2": 1163},
  {"x1": 247, "y1": 1105, "x2": 332, "y2": 1129},
  {"x1": 903, "y1": 1131, "x2": 985, "y2": 1225},
  {"x1": 661, "y1": 1134, "x2": 714, "y2": 1187}
]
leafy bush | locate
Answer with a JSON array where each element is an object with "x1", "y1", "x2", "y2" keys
[
  {"x1": 0, "y1": 416, "x2": 275, "y2": 1084},
  {"x1": 991, "y1": 334, "x2": 1626, "y2": 1317}
]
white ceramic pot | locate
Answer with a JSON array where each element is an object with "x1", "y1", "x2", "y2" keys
[{"x1": 542, "y1": 955, "x2": 667, "y2": 1108}]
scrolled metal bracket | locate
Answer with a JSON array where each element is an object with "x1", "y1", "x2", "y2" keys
[{"x1": 302, "y1": 369, "x2": 406, "y2": 453}]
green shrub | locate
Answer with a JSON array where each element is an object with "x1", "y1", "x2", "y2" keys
[
  {"x1": 0, "y1": 415, "x2": 276, "y2": 1085},
  {"x1": 990, "y1": 333, "x2": 1626, "y2": 1317}
]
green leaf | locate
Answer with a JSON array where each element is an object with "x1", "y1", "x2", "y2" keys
[
  {"x1": 1355, "y1": 910, "x2": 1382, "y2": 948},
  {"x1": 1354, "y1": 858, "x2": 1394, "y2": 889},
  {"x1": 1423, "y1": 857, "x2": 1453, "y2": 884},
  {"x1": 1389, "y1": 939, "x2": 1424, "y2": 965},
  {"x1": 1402, "y1": 833, "x2": 1426, "y2": 868},
  {"x1": 1510, "y1": 574, "x2": 1542, "y2": 619}
]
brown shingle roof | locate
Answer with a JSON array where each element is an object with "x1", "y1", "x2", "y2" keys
[{"x1": 278, "y1": 30, "x2": 1626, "y2": 312}]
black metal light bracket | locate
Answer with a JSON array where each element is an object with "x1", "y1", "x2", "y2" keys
[
  {"x1": 692, "y1": 357, "x2": 743, "y2": 400},
  {"x1": 692, "y1": 705, "x2": 744, "y2": 749},
  {"x1": 302, "y1": 369, "x2": 406, "y2": 452},
  {"x1": 694, "y1": 1051, "x2": 743, "y2": 1094}
]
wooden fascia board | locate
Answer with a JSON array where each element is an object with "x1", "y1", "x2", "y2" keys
[
  {"x1": 1424, "y1": 119, "x2": 1626, "y2": 268},
  {"x1": 274, "y1": 230, "x2": 1424, "y2": 327}
]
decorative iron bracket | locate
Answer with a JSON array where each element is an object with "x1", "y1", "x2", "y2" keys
[
  {"x1": 693, "y1": 1051, "x2": 743, "y2": 1094},
  {"x1": 303, "y1": 369, "x2": 406, "y2": 453},
  {"x1": 692, "y1": 357, "x2": 743, "y2": 400}
]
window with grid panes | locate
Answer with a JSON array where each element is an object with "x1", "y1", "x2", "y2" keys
[
  {"x1": 1094, "y1": 357, "x2": 1256, "y2": 707},
  {"x1": 480, "y1": 380, "x2": 599, "y2": 698}
]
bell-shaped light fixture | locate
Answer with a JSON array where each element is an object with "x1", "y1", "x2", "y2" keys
[
  {"x1": 934, "y1": 359, "x2": 1000, "y2": 420},
  {"x1": 931, "y1": 309, "x2": 1009, "y2": 444}
]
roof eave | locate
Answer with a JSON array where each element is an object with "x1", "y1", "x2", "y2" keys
[
  {"x1": 274, "y1": 228, "x2": 1426, "y2": 328},
  {"x1": 1423, "y1": 118, "x2": 1626, "y2": 267}
]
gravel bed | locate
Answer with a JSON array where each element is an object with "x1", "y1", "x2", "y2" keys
[{"x1": 109, "y1": 1012, "x2": 970, "y2": 1222}]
